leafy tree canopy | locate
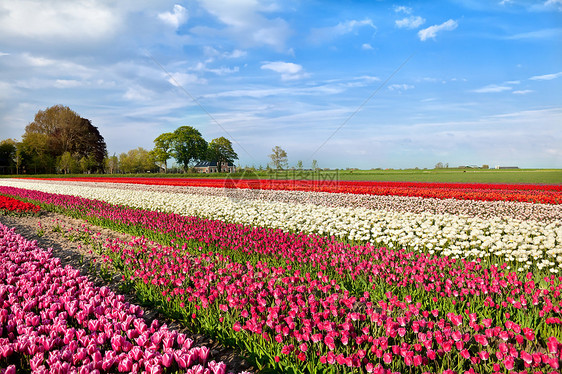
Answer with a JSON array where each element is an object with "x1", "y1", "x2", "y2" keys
[
  {"x1": 21, "y1": 105, "x2": 107, "y2": 173},
  {"x1": 151, "y1": 132, "x2": 175, "y2": 173},
  {"x1": 269, "y1": 146, "x2": 288, "y2": 170},
  {"x1": 208, "y1": 137, "x2": 238, "y2": 171},
  {"x1": 172, "y1": 126, "x2": 207, "y2": 170}
]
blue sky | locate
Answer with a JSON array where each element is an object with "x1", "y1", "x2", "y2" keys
[{"x1": 0, "y1": 0, "x2": 561, "y2": 169}]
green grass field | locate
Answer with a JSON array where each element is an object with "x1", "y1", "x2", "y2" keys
[
  {"x1": 2, "y1": 168, "x2": 561, "y2": 184},
  {"x1": 313, "y1": 168, "x2": 562, "y2": 184}
]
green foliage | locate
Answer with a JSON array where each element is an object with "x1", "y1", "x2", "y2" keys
[
  {"x1": 20, "y1": 105, "x2": 107, "y2": 174},
  {"x1": 207, "y1": 136, "x2": 238, "y2": 172},
  {"x1": 118, "y1": 147, "x2": 157, "y2": 173},
  {"x1": 171, "y1": 126, "x2": 207, "y2": 171},
  {"x1": 0, "y1": 139, "x2": 17, "y2": 174},
  {"x1": 151, "y1": 132, "x2": 175, "y2": 173},
  {"x1": 57, "y1": 152, "x2": 78, "y2": 174},
  {"x1": 269, "y1": 146, "x2": 288, "y2": 170},
  {"x1": 311, "y1": 160, "x2": 318, "y2": 170},
  {"x1": 104, "y1": 154, "x2": 119, "y2": 174}
]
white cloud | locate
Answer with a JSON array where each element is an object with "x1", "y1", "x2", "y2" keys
[
  {"x1": 388, "y1": 84, "x2": 415, "y2": 91},
  {"x1": 201, "y1": 47, "x2": 247, "y2": 65},
  {"x1": 158, "y1": 4, "x2": 188, "y2": 29},
  {"x1": 529, "y1": 71, "x2": 562, "y2": 80},
  {"x1": 309, "y1": 19, "x2": 376, "y2": 43},
  {"x1": 506, "y1": 28, "x2": 562, "y2": 40},
  {"x1": 261, "y1": 61, "x2": 308, "y2": 80},
  {"x1": 499, "y1": 0, "x2": 512, "y2": 5},
  {"x1": 333, "y1": 19, "x2": 376, "y2": 35},
  {"x1": 418, "y1": 19, "x2": 458, "y2": 41},
  {"x1": 0, "y1": 0, "x2": 119, "y2": 42},
  {"x1": 167, "y1": 72, "x2": 207, "y2": 87},
  {"x1": 472, "y1": 84, "x2": 512, "y2": 93},
  {"x1": 195, "y1": 0, "x2": 291, "y2": 50},
  {"x1": 513, "y1": 90, "x2": 533, "y2": 94},
  {"x1": 16, "y1": 53, "x2": 95, "y2": 78},
  {"x1": 123, "y1": 86, "x2": 154, "y2": 102},
  {"x1": 395, "y1": 16, "x2": 426, "y2": 29},
  {"x1": 225, "y1": 49, "x2": 246, "y2": 59},
  {"x1": 394, "y1": 6, "x2": 412, "y2": 14},
  {"x1": 0, "y1": 52, "x2": 10, "y2": 57},
  {"x1": 362, "y1": 43, "x2": 373, "y2": 50},
  {"x1": 544, "y1": 0, "x2": 562, "y2": 11},
  {"x1": 53, "y1": 79, "x2": 83, "y2": 88},
  {"x1": 193, "y1": 62, "x2": 240, "y2": 75}
]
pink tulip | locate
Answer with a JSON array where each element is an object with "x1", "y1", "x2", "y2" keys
[
  {"x1": 118, "y1": 355, "x2": 133, "y2": 372},
  {"x1": 383, "y1": 352, "x2": 392, "y2": 364},
  {"x1": 208, "y1": 360, "x2": 227, "y2": 374}
]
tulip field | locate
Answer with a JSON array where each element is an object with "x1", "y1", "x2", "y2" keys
[{"x1": 0, "y1": 177, "x2": 561, "y2": 374}]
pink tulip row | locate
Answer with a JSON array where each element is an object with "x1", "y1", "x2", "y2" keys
[
  {"x1": 0, "y1": 222, "x2": 249, "y2": 374},
  {"x1": 53, "y1": 220, "x2": 562, "y2": 373}
]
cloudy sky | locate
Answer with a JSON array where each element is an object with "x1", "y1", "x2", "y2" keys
[{"x1": 0, "y1": 0, "x2": 561, "y2": 169}]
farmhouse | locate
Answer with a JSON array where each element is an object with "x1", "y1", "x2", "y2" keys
[{"x1": 194, "y1": 160, "x2": 236, "y2": 173}]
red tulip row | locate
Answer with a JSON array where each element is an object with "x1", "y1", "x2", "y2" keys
[
  {"x1": 3, "y1": 185, "x2": 561, "y2": 373},
  {"x1": 0, "y1": 222, "x2": 248, "y2": 374},
  {"x1": 24, "y1": 177, "x2": 562, "y2": 204},
  {"x1": 0, "y1": 195, "x2": 40, "y2": 215}
]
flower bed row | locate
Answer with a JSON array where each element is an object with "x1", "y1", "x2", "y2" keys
[
  {"x1": 0, "y1": 222, "x2": 248, "y2": 374},
  {"x1": 30, "y1": 179, "x2": 562, "y2": 222},
  {"x1": 35, "y1": 207, "x2": 562, "y2": 374},
  {"x1": 25, "y1": 177, "x2": 562, "y2": 204},
  {"x1": 0, "y1": 195, "x2": 40, "y2": 215},
  {"x1": 2, "y1": 181, "x2": 562, "y2": 372},
  {"x1": 1, "y1": 181, "x2": 560, "y2": 273}
]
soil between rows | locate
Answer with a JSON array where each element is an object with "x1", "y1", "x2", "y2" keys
[{"x1": 0, "y1": 211, "x2": 255, "y2": 374}]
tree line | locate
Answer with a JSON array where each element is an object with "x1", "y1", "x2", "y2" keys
[{"x1": 0, "y1": 105, "x2": 238, "y2": 175}]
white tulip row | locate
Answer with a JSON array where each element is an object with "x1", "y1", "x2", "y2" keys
[
  {"x1": 1, "y1": 179, "x2": 561, "y2": 272},
  {"x1": 25, "y1": 179, "x2": 562, "y2": 222}
]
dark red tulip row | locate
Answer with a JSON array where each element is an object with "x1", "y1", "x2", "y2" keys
[{"x1": 23, "y1": 177, "x2": 562, "y2": 204}]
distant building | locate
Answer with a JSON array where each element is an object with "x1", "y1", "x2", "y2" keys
[
  {"x1": 194, "y1": 161, "x2": 236, "y2": 173},
  {"x1": 494, "y1": 166, "x2": 519, "y2": 169}
]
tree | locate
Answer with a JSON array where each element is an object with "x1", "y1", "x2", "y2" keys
[
  {"x1": 21, "y1": 105, "x2": 107, "y2": 173},
  {"x1": 119, "y1": 148, "x2": 157, "y2": 174},
  {"x1": 311, "y1": 159, "x2": 318, "y2": 170},
  {"x1": 435, "y1": 162, "x2": 444, "y2": 169},
  {"x1": 296, "y1": 160, "x2": 303, "y2": 170},
  {"x1": 58, "y1": 152, "x2": 76, "y2": 174},
  {"x1": 269, "y1": 146, "x2": 288, "y2": 170},
  {"x1": 207, "y1": 137, "x2": 238, "y2": 172},
  {"x1": 172, "y1": 126, "x2": 207, "y2": 171},
  {"x1": 79, "y1": 155, "x2": 97, "y2": 174},
  {"x1": 105, "y1": 154, "x2": 119, "y2": 174},
  {"x1": 151, "y1": 132, "x2": 175, "y2": 173},
  {"x1": 0, "y1": 139, "x2": 17, "y2": 174}
]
